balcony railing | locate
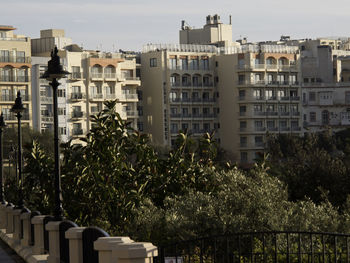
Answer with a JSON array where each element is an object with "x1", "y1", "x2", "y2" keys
[
  {"x1": 125, "y1": 77, "x2": 140, "y2": 81},
  {"x1": 1, "y1": 94, "x2": 30, "y2": 101},
  {"x1": 70, "y1": 72, "x2": 82, "y2": 79},
  {"x1": 41, "y1": 116, "x2": 53, "y2": 122},
  {"x1": 104, "y1": 73, "x2": 116, "y2": 79},
  {"x1": 90, "y1": 73, "x2": 103, "y2": 79},
  {"x1": 238, "y1": 80, "x2": 299, "y2": 86},
  {"x1": 70, "y1": 93, "x2": 85, "y2": 100},
  {"x1": 0, "y1": 56, "x2": 31, "y2": 63},
  {"x1": 105, "y1": 94, "x2": 116, "y2": 99},
  {"x1": 40, "y1": 96, "x2": 53, "y2": 104},
  {"x1": 90, "y1": 93, "x2": 103, "y2": 100},
  {"x1": 125, "y1": 111, "x2": 138, "y2": 117},
  {"x1": 255, "y1": 127, "x2": 266, "y2": 132},
  {"x1": 4, "y1": 112, "x2": 29, "y2": 120},
  {"x1": 0, "y1": 76, "x2": 30, "y2": 82},
  {"x1": 121, "y1": 94, "x2": 138, "y2": 100},
  {"x1": 71, "y1": 111, "x2": 84, "y2": 118},
  {"x1": 255, "y1": 142, "x2": 265, "y2": 147},
  {"x1": 72, "y1": 129, "x2": 83, "y2": 135}
]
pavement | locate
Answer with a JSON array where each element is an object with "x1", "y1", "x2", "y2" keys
[{"x1": 0, "y1": 239, "x2": 25, "y2": 263}]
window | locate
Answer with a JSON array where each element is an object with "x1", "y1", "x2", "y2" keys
[
  {"x1": 309, "y1": 92, "x2": 316, "y2": 101},
  {"x1": 266, "y1": 105, "x2": 275, "y2": 112},
  {"x1": 201, "y1": 58, "x2": 209, "y2": 70},
  {"x1": 169, "y1": 58, "x2": 177, "y2": 69},
  {"x1": 192, "y1": 107, "x2": 199, "y2": 116},
  {"x1": 171, "y1": 123, "x2": 178, "y2": 133},
  {"x1": 238, "y1": 75, "x2": 245, "y2": 84},
  {"x1": 239, "y1": 90, "x2": 245, "y2": 99},
  {"x1": 240, "y1": 137, "x2": 247, "y2": 147},
  {"x1": 181, "y1": 123, "x2": 189, "y2": 131},
  {"x1": 322, "y1": 110, "x2": 329, "y2": 125},
  {"x1": 255, "y1": 120, "x2": 263, "y2": 128},
  {"x1": 182, "y1": 108, "x2": 189, "y2": 116},
  {"x1": 203, "y1": 123, "x2": 210, "y2": 132},
  {"x1": 254, "y1": 104, "x2": 263, "y2": 113},
  {"x1": 265, "y1": 89, "x2": 274, "y2": 99},
  {"x1": 291, "y1": 105, "x2": 298, "y2": 113},
  {"x1": 189, "y1": 58, "x2": 199, "y2": 70},
  {"x1": 59, "y1": 127, "x2": 66, "y2": 135},
  {"x1": 310, "y1": 112, "x2": 316, "y2": 122},
  {"x1": 57, "y1": 89, "x2": 65, "y2": 98},
  {"x1": 240, "y1": 105, "x2": 246, "y2": 115},
  {"x1": 253, "y1": 89, "x2": 262, "y2": 99},
  {"x1": 291, "y1": 120, "x2": 299, "y2": 128},
  {"x1": 58, "y1": 107, "x2": 66, "y2": 115},
  {"x1": 240, "y1": 121, "x2": 247, "y2": 129},
  {"x1": 192, "y1": 123, "x2": 200, "y2": 132},
  {"x1": 346, "y1": 92, "x2": 350, "y2": 104},
  {"x1": 150, "y1": 58, "x2": 157, "y2": 67},
  {"x1": 279, "y1": 120, "x2": 287, "y2": 128},
  {"x1": 267, "y1": 120, "x2": 275, "y2": 128},
  {"x1": 137, "y1": 122, "x2": 144, "y2": 131},
  {"x1": 180, "y1": 58, "x2": 188, "y2": 70},
  {"x1": 214, "y1": 123, "x2": 220, "y2": 129},
  {"x1": 240, "y1": 152, "x2": 248, "y2": 162},
  {"x1": 290, "y1": 90, "x2": 298, "y2": 97},
  {"x1": 203, "y1": 107, "x2": 210, "y2": 115},
  {"x1": 170, "y1": 107, "x2": 177, "y2": 115},
  {"x1": 255, "y1": 136, "x2": 263, "y2": 147}
]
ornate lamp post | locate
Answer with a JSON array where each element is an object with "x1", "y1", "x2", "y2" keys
[
  {"x1": 42, "y1": 47, "x2": 70, "y2": 220},
  {"x1": 11, "y1": 92, "x2": 25, "y2": 209},
  {"x1": 0, "y1": 113, "x2": 7, "y2": 204}
]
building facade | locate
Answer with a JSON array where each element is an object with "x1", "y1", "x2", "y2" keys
[{"x1": 0, "y1": 25, "x2": 32, "y2": 128}]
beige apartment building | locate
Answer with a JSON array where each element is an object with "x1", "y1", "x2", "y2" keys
[
  {"x1": 141, "y1": 16, "x2": 303, "y2": 163},
  {"x1": 0, "y1": 25, "x2": 32, "y2": 128},
  {"x1": 216, "y1": 45, "x2": 302, "y2": 163},
  {"x1": 141, "y1": 44, "x2": 219, "y2": 146},
  {"x1": 31, "y1": 30, "x2": 140, "y2": 143}
]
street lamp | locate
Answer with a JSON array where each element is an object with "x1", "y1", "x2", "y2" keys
[
  {"x1": 11, "y1": 91, "x2": 25, "y2": 209},
  {"x1": 0, "y1": 113, "x2": 7, "y2": 204},
  {"x1": 41, "y1": 46, "x2": 70, "y2": 221}
]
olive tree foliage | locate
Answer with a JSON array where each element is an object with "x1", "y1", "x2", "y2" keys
[{"x1": 129, "y1": 164, "x2": 342, "y2": 245}]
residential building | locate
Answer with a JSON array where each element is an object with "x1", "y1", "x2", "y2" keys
[
  {"x1": 0, "y1": 25, "x2": 32, "y2": 128},
  {"x1": 141, "y1": 44, "x2": 218, "y2": 146},
  {"x1": 31, "y1": 29, "x2": 140, "y2": 143}
]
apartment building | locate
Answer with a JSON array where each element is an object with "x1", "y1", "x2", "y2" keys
[
  {"x1": 31, "y1": 29, "x2": 140, "y2": 143},
  {"x1": 0, "y1": 25, "x2": 32, "y2": 128},
  {"x1": 141, "y1": 16, "x2": 303, "y2": 163},
  {"x1": 141, "y1": 44, "x2": 219, "y2": 146},
  {"x1": 217, "y1": 45, "x2": 302, "y2": 163}
]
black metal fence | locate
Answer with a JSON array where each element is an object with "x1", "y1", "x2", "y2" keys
[
  {"x1": 156, "y1": 231, "x2": 350, "y2": 263},
  {"x1": 82, "y1": 226, "x2": 110, "y2": 263}
]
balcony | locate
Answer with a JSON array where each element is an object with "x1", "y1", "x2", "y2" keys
[
  {"x1": 1, "y1": 94, "x2": 30, "y2": 101},
  {"x1": 290, "y1": 96, "x2": 300, "y2": 101},
  {"x1": 41, "y1": 116, "x2": 53, "y2": 122},
  {"x1": 291, "y1": 126, "x2": 301, "y2": 131},
  {"x1": 126, "y1": 111, "x2": 138, "y2": 118},
  {"x1": 4, "y1": 112, "x2": 29, "y2": 121},
  {"x1": 71, "y1": 111, "x2": 84, "y2": 119},
  {"x1": 0, "y1": 56, "x2": 31, "y2": 63},
  {"x1": 240, "y1": 142, "x2": 247, "y2": 148},
  {"x1": 70, "y1": 93, "x2": 85, "y2": 101},
  {"x1": 121, "y1": 94, "x2": 138, "y2": 101},
  {"x1": 70, "y1": 72, "x2": 82, "y2": 80},
  {"x1": 104, "y1": 73, "x2": 116, "y2": 80},
  {"x1": 0, "y1": 76, "x2": 30, "y2": 83},
  {"x1": 255, "y1": 142, "x2": 265, "y2": 147},
  {"x1": 280, "y1": 127, "x2": 290, "y2": 131},
  {"x1": 255, "y1": 127, "x2": 266, "y2": 132},
  {"x1": 72, "y1": 129, "x2": 84, "y2": 136},
  {"x1": 104, "y1": 94, "x2": 116, "y2": 100},
  {"x1": 266, "y1": 111, "x2": 278, "y2": 116},
  {"x1": 267, "y1": 127, "x2": 278, "y2": 132},
  {"x1": 90, "y1": 73, "x2": 103, "y2": 80},
  {"x1": 40, "y1": 96, "x2": 53, "y2": 104},
  {"x1": 280, "y1": 112, "x2": 290, "y2": 116},
  {"x1": 89, "y1": 93, "x2": 103, "y2": 100},
  {"x1": 291, "y1": 112, "x2": 300, "y2": 116},
  {"x1": 254, "y1": 111, "x2": 266, "y2": 116}
]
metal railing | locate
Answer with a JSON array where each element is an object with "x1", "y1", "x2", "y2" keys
[
  {"x1": 72, "y1": 129, "x2": 83, "y2": 135},
  {"x1": 0, "y1": 76, "x2": 30, "y2": 82},
  {"x1": 0, "y1": 56, "x2": 31, "y2": 63},
  {"x1": 70, "y1": 72, "x2": 82, "y2": 79},
  {"x1": 1, "y1": 94, "x2": 30, "y2": 101},
  {"x1": 70, "y1": 93, "x2": 85, "y2": 100},
  {"x1": 155, "y1": 231, "x2": 350, "y2": 263}
]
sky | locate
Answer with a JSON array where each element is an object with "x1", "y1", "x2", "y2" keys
[{"x1": 2, "y1": 0, "x2": 350, "y2": 52}]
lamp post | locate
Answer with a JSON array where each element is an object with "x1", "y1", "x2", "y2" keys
[
  {"x1": 11, "y1": 91, "x2": 25, "y2": 209},
  {"x1": 0, "y1": 113, "x2": 7, "y2": 204},
  {"x1": 42, "y1": 47, "x2": 70, "y2": 221}
]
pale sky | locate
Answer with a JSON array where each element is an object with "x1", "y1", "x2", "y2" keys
[{"x1": 2, "y1": 0, "x2": 350, "y2": 52}]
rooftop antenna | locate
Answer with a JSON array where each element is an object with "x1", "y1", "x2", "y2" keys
[{"x1": 229, "y1": 15, "x2": 232, "y2": 25}]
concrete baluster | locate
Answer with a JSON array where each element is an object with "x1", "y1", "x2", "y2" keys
[
  {"x1": 65, "y1": 227, "x2": 86, "y2": 263},
  {"x1": 94, "y1": 237, "x2": 134, "y2": 263}
]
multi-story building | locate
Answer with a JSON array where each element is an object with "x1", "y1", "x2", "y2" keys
[
  {"x1": 141, "y1": 16, "x2": 303, "y2": 163},
  {"x1": 141, "y1": 44, "x2": 218, "y2": 146},
  {"x1": 31, "y1": 29, "x2": 140, "y2": 143},
  {"x1": 217, "y1": 44, "x2": 302, "y2": 163},
  {"x1": 0, "y1": 25, "x2": 32, "y2": 128}
]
